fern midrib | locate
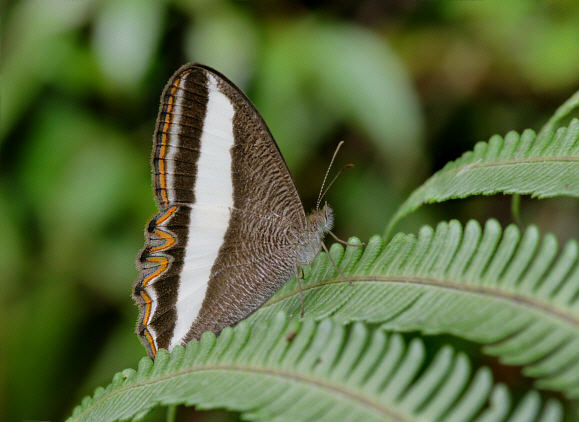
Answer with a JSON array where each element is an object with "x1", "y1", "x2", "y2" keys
[
  {"x1": 416, "y1": 155, "x2": 578, "y2": 192},
  {"x1": 265, "y1": 276, "x2": 579, "y2": 328},
  {"x1": 70, "y1": 363, "x2": 415, "y2": 422}
]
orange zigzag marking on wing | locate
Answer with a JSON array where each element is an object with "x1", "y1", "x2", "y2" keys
[
  {"x1": 140, "y1": 205, "x2": 179, "y2": 357},
  {"x1": 143, "y1": 67, "x2": 193, "y2": 358},
  {"x1": 142, "y1": 328, "x2": 156, "y2": 357}
]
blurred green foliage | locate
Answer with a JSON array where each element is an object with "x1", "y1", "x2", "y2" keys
[{"x1": 1, "y1": 0, "x2": 578, "y2": 421}]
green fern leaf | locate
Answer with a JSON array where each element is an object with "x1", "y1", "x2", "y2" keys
[
  {"x1": 249, "y1": 220, "x2": 579, "y2": 398},
  {"x1": 538, "y1": 90, "x2": 579, "y2": 139},
  {"x1": 67, "y1": 315, "x2": 562, "y2": 422},
  {"x1": 386, "y1": 119, "x2": 579, "y2": 236}
]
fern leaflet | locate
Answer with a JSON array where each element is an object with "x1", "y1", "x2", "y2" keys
[
  {"x1": 67, "y1": 315, "x2": 562, "y2": 422},
  {"x1": 250, "y1": 220, "x2": 579, "y2": 398},
  {"x1": 386, "y1": 119, "x2": 579, "y2": 236}
]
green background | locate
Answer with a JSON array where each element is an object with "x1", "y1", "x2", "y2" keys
[{"x1": 1, "y1": 0, "x2": 578, "y2": 421}]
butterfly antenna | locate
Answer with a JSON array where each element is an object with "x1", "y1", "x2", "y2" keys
[
  {"x1": 319, "y1": 163, "x2": 354, "y2": 206},
  {"x1": 316, "y1": 141, "x2": 345, "y2": 210}
]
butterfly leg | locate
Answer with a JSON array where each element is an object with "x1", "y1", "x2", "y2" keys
[
  {"x1": 321, "y1": 242, "x2": 354, "y2": 286},
  {"x1": 328, "y1": 230, "x2": 365, "y2": 247},
  {"x1": 294, "y1": 262, "x2": 305, "y2": 317}
]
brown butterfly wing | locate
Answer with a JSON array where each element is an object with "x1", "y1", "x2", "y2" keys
[{"x1": 133, "y1": 64, "x2": 308, "y2": 357}]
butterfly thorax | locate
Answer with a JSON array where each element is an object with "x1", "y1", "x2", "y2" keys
[{"x1": 294, "y1": 203, "x2": 334, "y2": 265}]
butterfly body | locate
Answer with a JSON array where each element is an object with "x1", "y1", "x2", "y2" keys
[
  {"x1": 295, "y1": 205, "x2": 333, "y2": 265},
  {"x1": 133, "y1": 64, "x2": 333, "y2": 358}
]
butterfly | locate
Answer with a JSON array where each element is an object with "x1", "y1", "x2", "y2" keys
[{"x1": 133, "y1": 64, "x2": 350, "y2": 358}]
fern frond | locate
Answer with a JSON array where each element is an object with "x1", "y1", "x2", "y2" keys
[
  {"x1": 386, "y1": 119, "x2": 579, "y2": 236},
  {"x1": 67, "y1": 315, "x2": 562, "y2": 422},
  {"x1": 538, "y1": 90, "x2": 579, "y2": 139},
  {"x1": 250, "y1": 220, "x2": 579, "y2": 398}
]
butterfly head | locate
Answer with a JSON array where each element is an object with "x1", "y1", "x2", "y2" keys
[{"x1": 309, "y1": 202, "x2": 334, "y2": 234}]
